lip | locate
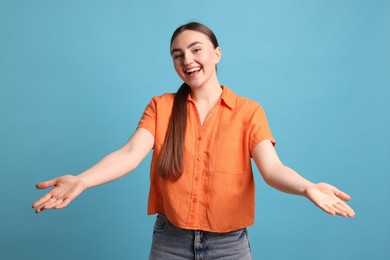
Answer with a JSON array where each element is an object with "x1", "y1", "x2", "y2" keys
[
  {"x1": 184, "y1": 67, "x2": 202, "y2": 74},
  {"x1": 183, "y1": 66, "x2": 203, "y2": 79}
]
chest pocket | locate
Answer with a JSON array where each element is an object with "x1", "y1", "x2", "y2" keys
[{"x1": 208, "y1": 131, "x2": 246, "y2": 174}]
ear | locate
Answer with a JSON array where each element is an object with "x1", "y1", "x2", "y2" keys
[{"x1": 214, "y1": 47, "x2": 221, "y2": 64}]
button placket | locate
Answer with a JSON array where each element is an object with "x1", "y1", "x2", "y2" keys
[
  {"x1": 187, "y1": 103, "x2": 204, "y2": 227},
  {"x1": 187, "y1": 100, "x2": 220, "y2": 229}
]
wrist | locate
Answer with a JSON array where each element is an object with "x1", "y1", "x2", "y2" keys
[
  {"x1": 302, "y1": 182, "x2": 316, "y2": 197},
  {"x1": 77, "y1": 175, "x2": 90, "y2": 190}
]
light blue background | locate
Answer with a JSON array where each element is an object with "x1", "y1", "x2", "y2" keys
[{"x1": 1, "y1": 0, "x2": 389, "y2": 259}]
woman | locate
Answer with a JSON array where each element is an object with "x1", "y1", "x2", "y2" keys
[{"x1": 32, "y1": 22, "x2": 355, "y2": 259}]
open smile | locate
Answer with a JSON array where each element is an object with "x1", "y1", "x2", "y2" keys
[{"x1": 185, "y1": 67, "x2": 202, "y2": 76}]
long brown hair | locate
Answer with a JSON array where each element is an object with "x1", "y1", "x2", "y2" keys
[{"x1": 157, "y1": 22, "x2": 219, "y2": 180}]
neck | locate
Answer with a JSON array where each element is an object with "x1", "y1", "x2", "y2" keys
[
  {"x1": 189, "y1": 80, "x2": 222, "y2": 105},
  {"x1": 190, "y1": 85, "x2": 222, "y2": 106},
  {"x1": 189, "y1": 82, "x2": 223, "y2": 126}
]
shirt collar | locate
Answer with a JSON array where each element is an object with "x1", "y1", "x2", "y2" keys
[
  {"x1": 187, "y1": 85, "x2": 236, "y2": 110},
  {"x1": 220, "y1": 85, "x2": 236, "y2": 109}
]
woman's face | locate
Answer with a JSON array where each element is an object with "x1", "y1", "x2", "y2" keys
[{"x1": 170, "y1": 30, "x2": 221, "y2": 89}]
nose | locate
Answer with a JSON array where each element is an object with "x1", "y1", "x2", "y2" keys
[{"x1": 183, "y1": 53, "x2": 194, "y2": 65}]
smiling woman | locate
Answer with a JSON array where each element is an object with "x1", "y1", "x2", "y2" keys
[
  {"x1": 32, "y1": 22, "x2": 355, "y2": 260},
  {"x1": 171, "y1": 31, "x2": 221, "y2": 90}
]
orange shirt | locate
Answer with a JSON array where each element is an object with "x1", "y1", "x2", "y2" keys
[{"x1": 138, "y1": 86, "x2": 275, "y2": 232}]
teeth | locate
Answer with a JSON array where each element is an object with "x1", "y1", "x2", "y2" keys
[{"x1": 186, "y1": 68, "x2": 201, "y2": 74}]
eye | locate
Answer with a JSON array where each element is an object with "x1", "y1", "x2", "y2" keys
[
  {"x1": 193, "y1": 48, "x2": 202, "y2": 53},
  {"x1": 173, "y1": 53, "x2": 184, "y2": 59}
]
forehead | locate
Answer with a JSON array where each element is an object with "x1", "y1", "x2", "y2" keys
[{"x1": 171, "y1": 30, "x2": 212, "y2": 50}]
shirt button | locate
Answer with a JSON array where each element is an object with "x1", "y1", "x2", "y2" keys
[
  {"x1": 198, "y1": 136, "x2": 202, "y2": 141},
  {"x1": 197, "y1": 156, "x2": 201, "y2": 161},
  {"x1": 195, "y1": 177, "x2": 199, "y2": 181},
  {"x1": 192, "y1": 198, "x2": 197, "y2": 203}
]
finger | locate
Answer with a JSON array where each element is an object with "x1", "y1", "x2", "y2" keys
[
  {"x1": 332, "y1": 187, "x2": 351, "y2": 201},
  {"x1": 48, "y1": 199, "x2": 64, "y2": 210},
  {"x1": 35, "y1": 178, "x2": 58, "y2": 189},
  {"x1": 334, "y1": 201, "x2": 355, "y2": 217},
  {"x1": 35, "y1": 198, "x2": 62, "y2": 213},
  {"x1": 54, "y1": 198, "x2": 72, "y2": 209},
  {"x1": 32, "y1": 193, "x2": 52, "y2": 208},
  {"x1": 43, "y1": 198, "x2": 61, "y2": 209},
  {"x1": 38, "y1": 198, "x2": 57, "y2": 210},
  {"x1": 331, "y1": 203, "x2": 348, "y2": 217},
  {"x1": 35, "y1": 204, "x2": 46, "y2": 213},
  {"x1": 347, "y1": 206, "x2": 355, "y2": 217},
  {"x1": 318, "y1": 202, "x2": 336, "y2": 216}
]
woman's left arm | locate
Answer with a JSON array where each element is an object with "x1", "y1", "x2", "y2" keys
[{"x1": 252, "y1": 140, "x2": 355, "y2": 217}]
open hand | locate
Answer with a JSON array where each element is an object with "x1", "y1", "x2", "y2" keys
[
  {"x1": 32, "y1": 175, "x2": 86, "y2": 213},
  {"x1": 304, "y1": 183, "x2": 355, "y2": 217}
]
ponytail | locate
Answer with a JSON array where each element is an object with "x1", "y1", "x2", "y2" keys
[{"x1": 157, "y1": 83, "x2": 190, "y2": 180}]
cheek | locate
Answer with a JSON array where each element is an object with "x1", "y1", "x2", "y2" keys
[
  {"x1": 199, "y1": 53, "x2": 215, "y2": 67},
  {"x1": 173, "y1": 63, "x2": 185, "y2": 79},
  {"x1": 173, "y1": 61, "x2": 181, "y2": 72}
]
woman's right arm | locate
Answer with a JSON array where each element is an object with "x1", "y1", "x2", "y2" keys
[{"x1": 32, "y1": 127, "x2": 154, "y2": 213}]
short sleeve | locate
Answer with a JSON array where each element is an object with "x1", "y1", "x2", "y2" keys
[
  {"x1": 248, "y1": 105, "x2": 276, "y2": 154},
  {"x1": 137, "y1": 98, "x2": 157, "y2": 138}
]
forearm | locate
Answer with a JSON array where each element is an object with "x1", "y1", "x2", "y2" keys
[
  {"x1": 262, "y1": 164, "x2": 313, "y2": 196},
  {"x1": 76, "y1": 128, "x2": 154, "y2": 189},
  {"x1": 77, "y1": 149, "x2": 138, "y2": 189},
  {"x1": 251, "y1": 140, "x2": 355, "y2": 217},
  {"x1": 32, "y1": 128, "x2": 154, "y2": 213}
]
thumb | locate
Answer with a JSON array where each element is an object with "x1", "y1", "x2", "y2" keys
[
  {"x1": 333, "y1": 186, "x2": 351, "y2": 201},
  {"x1": 35, "y1": 178, "x2": 58, "y2": 189}
]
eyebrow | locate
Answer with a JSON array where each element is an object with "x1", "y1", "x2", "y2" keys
[{"x1": 170, "y1": 41, "x2": 204, "y2": 55}]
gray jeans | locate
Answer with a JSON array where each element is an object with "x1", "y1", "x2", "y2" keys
[{"x1": 149, "y1": 213, "x2": 252, "y2": 260}]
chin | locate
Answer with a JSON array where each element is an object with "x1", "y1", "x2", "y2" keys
[{"x1": 185, "y1": 81, "x2": 204, "y2": 89}]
